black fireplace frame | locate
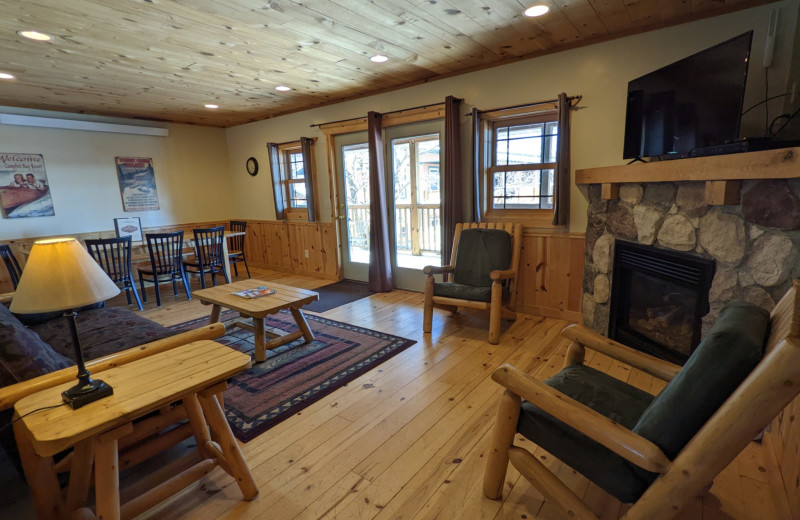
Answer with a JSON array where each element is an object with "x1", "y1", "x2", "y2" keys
[{"x1": 608, "y1": 240, "x2": 715, "y2": 365}]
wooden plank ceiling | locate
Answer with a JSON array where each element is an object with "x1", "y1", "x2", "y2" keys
[{"x1": 0, "y1": 0, "x2": 779, "y2": 127}]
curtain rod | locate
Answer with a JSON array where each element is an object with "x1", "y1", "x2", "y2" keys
[
  {"x1": 309, "y1": 99, "x2": 461, "y2": 128},
  {"x1": 467, "y1": 94, "x2": 582, "y2": 116}
]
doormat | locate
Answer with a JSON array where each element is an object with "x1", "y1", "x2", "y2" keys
[
  {"x1": 303, "y1": 279, "x2": 374, "y2": 313},
  {"x1": 170, "y1": 310, "x2": 415, "y2": 442}
]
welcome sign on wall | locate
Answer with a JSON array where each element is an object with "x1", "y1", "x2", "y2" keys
[{"x1": 0, "y1": 153, "x2": 55, "y2": 218}]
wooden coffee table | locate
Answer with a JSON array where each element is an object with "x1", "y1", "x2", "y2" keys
[{"x1": 194, "y1": 279, "x2": 319, "y2": 362}]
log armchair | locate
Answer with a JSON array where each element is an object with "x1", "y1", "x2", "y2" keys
[
  {"x1": 484, "y1": 280, "x2": 800, "y2": 520},
  {"x1": 423, "y1": 223, "x2": 522, "y2": 344}
]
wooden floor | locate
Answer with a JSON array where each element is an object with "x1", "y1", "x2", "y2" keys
[{"x1": 4, "y1": 267, "x2": 793, "y2": 519}]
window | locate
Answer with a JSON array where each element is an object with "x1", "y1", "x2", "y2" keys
[
  {"x1": 283, "y1": 148, "x2": 307, "y2": 209},
  {"x1": 267, "y1": 138, "x2": 318, "y2": 221},
  {"x1": 479, "y1": 109, "x2": 560, "y2": 225}
]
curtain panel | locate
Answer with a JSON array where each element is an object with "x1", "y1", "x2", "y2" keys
[
  {"x1": 470, "y1": 107, "x2": 482, "y2": 224},
  {"x1": 442, "y1": 95, "x2": 463, "y2": 265},
  {"x1": 300, "y1": 137, "x2": 316, "y2": 222},
  {"x1": 552, "y1": 92, "x2": 571, "y2": 226},
  {"x1": 266, "y1": 142, "x2": 285, "y2": 220},
  {"x1": 367, "y1": 111, "x2": 394, "y2": 292}
]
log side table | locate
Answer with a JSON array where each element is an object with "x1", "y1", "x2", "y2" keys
[{"x1": 14, "y1": 340, "x2": 257, "y2": 520}]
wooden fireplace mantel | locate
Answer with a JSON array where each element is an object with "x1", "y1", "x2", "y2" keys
[{"x1": 574, "y1": 147, "x2": 800, "y2": 205}]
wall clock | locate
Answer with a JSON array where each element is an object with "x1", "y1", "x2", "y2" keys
[{"x1": 246, "y1": 157, "x2": 258, "y2": 176}]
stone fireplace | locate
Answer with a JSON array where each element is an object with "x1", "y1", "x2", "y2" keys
[
  {"x1": 581, "y1": 177, "x2": 800, "y2": 343},
  {"x1": 608, "y1": 240, "x2": 715, "y2": 364}
]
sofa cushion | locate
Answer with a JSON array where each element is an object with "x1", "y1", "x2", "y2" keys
[
  {"x1": 0, "y1": 304, "x2": 73, "y2": 387},
  {"x1": 30, "y1": 307, "x2": 177, "y2": 363},
  {"x1": 13, "y1": 301, "x2": 106, "y2": 326},
  {"x1": 452, "y1": 228, "x2": 512, "y2": 288}
]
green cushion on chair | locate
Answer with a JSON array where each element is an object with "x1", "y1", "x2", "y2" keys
[
  {"x1": 452, "y1": 228, "x2": 512, "y2": 288},
  {"x1": 517, "y1": 364, "x2": 656, "y2": 503},
  {"x1": 433, "y1": 282, "x2": 493, "y2": 302},
  {"x1": 632, "y1": 301, "x2": 769, "y2": 461}
]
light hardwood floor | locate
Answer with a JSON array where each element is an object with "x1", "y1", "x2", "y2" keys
[{"x1": 4, "y1": 267, "x2": 793, "y2": 519}]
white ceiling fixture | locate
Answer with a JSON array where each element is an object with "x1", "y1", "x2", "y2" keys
[
  {"x1": 0, "y1": 72, "x2": 15, "y2": 80},
  {"x1": 18, "y1": 30, "x2": 53, "y2": 41},
  {"x1": 524, "y1": 4, "x2": 550, "y2": 17},
  {"x1": 275, "y1": 85, "x2": 291, "y2": 91},
  {"x1": 370, "y1": 54, "x2": 388, "y2": 63},
  {"x1": 204, "y1": 104, "x2": 219, "y2": 109},
  {"x1": 0, "y1": 114, "x2": 169, "y2": 136}
]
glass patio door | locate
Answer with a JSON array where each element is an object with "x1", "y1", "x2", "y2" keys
[
  {"x1": 335, "y1": 131, "x2": 370, "y2": 282},
  {"x1": 386, "y1": 120, "x2": 443, "y2": 291},
  {"x1": 333, "y1": 120, "x2": 444, "y2": 291}
]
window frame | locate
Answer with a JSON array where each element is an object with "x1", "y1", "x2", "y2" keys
[
  {"x1": 277, "y1": 139, "x2": 318, "y2": 221},
  {"x1": 478, "y1": 106, "x2": 559, "y2": 227}
]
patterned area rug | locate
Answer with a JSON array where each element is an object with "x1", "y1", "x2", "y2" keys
[{"x1": 170, "y1": 311, "x2": 416, "y2": 442}]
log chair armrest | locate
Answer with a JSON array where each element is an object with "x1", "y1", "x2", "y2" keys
[
  {"x1": 491, "y1": 363, "x2": 671, "y2": 474},
  {"x1": 561, "y1": 324, "x2": 682, "y2": 382},
  {"x1": 423, "y1": 265, "x2": 455, "y2": 276},
  {"x1": 0, "y1": 322, "x2": 226, "y2": 411},
  {"x1": 490, "y1": 269, "x2": 516, "y2": 281},
  {"x1": 0, "y1": 292, "x2": 13, "y2": 305}
]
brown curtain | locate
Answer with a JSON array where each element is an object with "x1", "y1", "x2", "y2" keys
[
  {"x1": 266, "y1": 142, "x2": 285, "y2": 220},
  {"x1": 442, "y1": 95, "x2": 463, "y2": 265},
  {"x1": 471, "y1": 107, "x2": 482, "y2": 223},
  {"x1": 367, "y1": 111, "x2": 393, "y2": 292},
  {"x1": 552, "y1": 93, "x2": 571, "y2": 226},
  {"x1": 300, "y1": 137, "x2": 316, "y2": 222}
]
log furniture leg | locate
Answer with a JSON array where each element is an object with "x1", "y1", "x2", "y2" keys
[
  {"x1": 290, "y1": 307, "x2": 315, "y2": 343},
  {"x1": 209, "y1": 303, "x2": 222, "y2": 325},
  {"x1": 94, "y1": 423, "x2": 133, "y2": 520},
  {"x1": 253, "y1": 317, "x2": 266, "y2": 362},
  {"x1": 197, "y1": 388, "x2": 258, "y2": 500},
  {"x1": 13, "y1": 419, "x2": 63, "y2": 520}
]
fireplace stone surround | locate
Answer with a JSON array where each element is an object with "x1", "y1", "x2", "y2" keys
[{"x1": 581, "y1": 179, "x2": 800, "y2": 339}]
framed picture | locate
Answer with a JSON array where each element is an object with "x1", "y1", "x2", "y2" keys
[
  {"x1": 114, "y1": 217, "x2": 143, "y2": 242},
  {"x1": 0, "y1": 153, "x2": 55, "y2": 218},
  {"x1": 115, "y1": 156, "x2": 160, "y2": 212}
]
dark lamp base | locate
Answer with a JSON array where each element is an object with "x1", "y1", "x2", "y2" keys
[{"x1": 62, "y1": 378, "x2": 114, "y2": 409}]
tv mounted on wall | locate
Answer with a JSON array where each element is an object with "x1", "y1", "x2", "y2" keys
[{"x1": 623, "y1": 31, "x2": 753, "y2": 160}]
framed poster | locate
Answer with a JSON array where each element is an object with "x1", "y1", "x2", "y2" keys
[
  {"x1": 115, "y1": 156, "x2": 159, "y2": 212},
  {"x1": 0, "y1": 153, "x2": 55, "y2": 218},
  {"x1": 114, "y1": 217, "x2": 143, "y2": 242}
]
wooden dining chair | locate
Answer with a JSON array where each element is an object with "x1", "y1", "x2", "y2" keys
[
  {"x1": 422, "y1": 223, "x2": 522, "y2": 344},
  {"x1": 183, "y1": 226, "x2": 229, "y2": 289},
  {"x1": 137, "y1": 231, "x2": 192, "y2": 307},
  {"x1": 483, "y1": 281, "x2": 800, "y2": 520},
  {"x1": 228, "y1": 220, "x2": 250, "y2": 278},
  {"x1": 0, "y1": 243, "x2": 23, "y2": 290},
  {"x1": 85, "y1": 236, "x2": 143, "y2": 311}
]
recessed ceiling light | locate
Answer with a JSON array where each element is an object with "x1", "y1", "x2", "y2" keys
[
  {"x1": 370, "y1": 54, "x2": 388, "y2": 63},
  {"x1": 0, "y1": 72, "x2": 16, "y2": 80},
  {"x1": 204, "y1": 104, "x2": 219, "y2": 109},
  {"x1": 18, "y1": 30, "x2": 53, "y2": 41},
  {"x1": 275, "y1": 85, "x2": 291, "y2": 92},
  {"x1": 524, "y1": 4, "x2": 550, "y2": 17}
]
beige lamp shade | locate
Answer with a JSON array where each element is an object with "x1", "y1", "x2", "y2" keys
[{"x1": 9, "y1": 238, "x2": 120, "y2": 314}]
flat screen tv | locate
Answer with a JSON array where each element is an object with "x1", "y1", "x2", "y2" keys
[{"x1": 623, "y1": 31, "x2": 753, "y2": 160}]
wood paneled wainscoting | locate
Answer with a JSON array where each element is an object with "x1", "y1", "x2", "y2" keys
[
  {"x1": 242, "y1": 220, "x2": 339, "y2": 280},
  {"x1": 514, "y1": 230, "x2": 585, "y2": 323}
]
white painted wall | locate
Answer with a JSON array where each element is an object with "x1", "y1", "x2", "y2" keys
[
  {"x1": 224, "y1": 1, "x2": 799, "y2": 233},
  {"x1": 0, "y1": 107, "x2": 234, "y2": 240},
  {"x1": 0, "y1": 2, "x2": 794, "y2": 242}
]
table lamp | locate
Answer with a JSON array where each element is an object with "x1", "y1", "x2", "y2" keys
[{"x1": 10, "y1": 238, "x2": 121, "y2": 408}]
